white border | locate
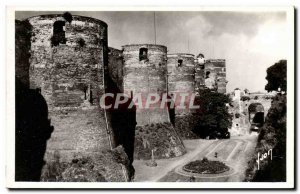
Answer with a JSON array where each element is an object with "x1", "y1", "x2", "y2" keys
[{"x1": 6, "y1": 6, "x2": 295, "y2": 189}]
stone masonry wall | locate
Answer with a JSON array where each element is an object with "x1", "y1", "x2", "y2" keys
[
  {"x1": 107, "y1": 47, "x2": 136, "y2": 170},
  {"x1": 108, "y1": 47, "x2": 124, "y2": 91},
  {"x1": 194, "y1": 60, "x2": 205, "y2": 94},
  {"x1": 122, "y1": 44, "x2": 186, "y2": 159},
  {"x1": 122, "y1": 44, "x2": 169, "y2": 125},
  {"x1": 167, "y1": 53, "x2": 195, "y2": 115},
  {"x1": 229, "y1": 94, "x2": 272, "y2": 136},
  {"x1": 167, "y1": 53, "x2": 197, "y2": 139},
  {"x1": 204, "y1": 59, "x2": 227, "y2": 93},
  {"x1": 21, "y1": 14, "x2": 131, "y2": 181}
]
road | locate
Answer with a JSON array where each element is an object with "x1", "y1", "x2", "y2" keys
[{"x1": 133, "y1": 134, "x2": 258, "y2": 182}]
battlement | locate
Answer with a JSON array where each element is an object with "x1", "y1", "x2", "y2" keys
[{"x1": 25, "y1": 14, "x2": 107, "y2": 49}]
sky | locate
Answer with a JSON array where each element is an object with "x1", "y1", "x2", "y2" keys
[{"x1": 16, "y1": 11, "x2": 288, "y2": 92}]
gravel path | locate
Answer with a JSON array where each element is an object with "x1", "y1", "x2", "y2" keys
[
  {"x1": 133, "y1": 139, "x2": 217, "y2": 181},
  {"x1": 133, "y1": 134, "x2": 258, "y2": 182},
  {"x1": 159, "y1": 135, "x2": 258, "y2": 182}
]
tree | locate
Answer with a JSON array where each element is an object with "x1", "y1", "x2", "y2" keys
[
  {"x1": 193, "y1": 89, "x2": 232, "y2": 139},
  {"x1": 265, "y1": 60, "x2": 287, "y2": 92},
  {"x1": 245, "y1": 94, "x2": 286, "y2": 182},
  {"x1": 244, "y1": 64, "x2": 287, "y2": 181}
]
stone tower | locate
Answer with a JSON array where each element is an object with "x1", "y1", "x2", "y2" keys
[
  {"x1": 16, "y1": 14, "x2": 132, "y2": 181},
  {"x1": 204, "y1": 59, "x2": 227, "y2": 93},
  {"x1": 122, "y1": 44, "x2": 186, "y2": 159},
  {"x1": 167, "y1": 53, "x2": 195, "y2": 115},
  {"x1": 122, "y1": 44, "x2": 169, "y2": 124},
  {"x1": 167, "y1": 53, "x2": 198, "y2": 139}
]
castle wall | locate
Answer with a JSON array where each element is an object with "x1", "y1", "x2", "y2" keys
[
  {"x1": 244, "y1": 95, "x2": 272, "y2": 120},
  {"x1": 28, "y1": 15, "x2": 108, "y2": 108},
  {"x1": 204, "y1": 59, "x2": 227, "y2": 93},
  {"x1": 107, "y1": 47, "x2": 136, "y2": 166},
  {"x1": 122, "y1": 44, "x2": 169, "y2": 125},
  {"x1": 194, "y1": 60, "x2": 205, "y2": 94},
  {"x1": 166, "y1": 53, "x2": 198, "y2": 139},
  {"x1": 108, "y1": 47, "x2": 124, "y2": 91},
  {"x1": 167, "y1": 53, "x2": 195, "y2": 115},
  {"x1": 229, "y1": 94, "x2": 272, "y2": 136},
  {"x1": 21, "y1": 15, "x2": 132, "y2": 180},
  {"x1": 122, "y1": 44, "x2": 186, "y2": 159}
]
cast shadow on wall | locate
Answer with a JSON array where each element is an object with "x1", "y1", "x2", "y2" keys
[
  {"x1": 15, "y1": 79, "x2": 54, "y2": 181},
  {"x1": 105, "y1": 75, "x2": 137, "y2": 179},
  {"x1": 15, "y1": 20, "x2": 54, "y2": 181}
]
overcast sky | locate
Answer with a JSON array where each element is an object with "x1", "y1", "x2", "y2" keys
[{"x1": 16, "y1": 11, "x2": 287, "y2": 92}]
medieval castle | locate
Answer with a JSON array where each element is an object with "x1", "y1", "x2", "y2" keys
[{"x1": 15, "y1": 13, "x2": 228, "y2": 181}]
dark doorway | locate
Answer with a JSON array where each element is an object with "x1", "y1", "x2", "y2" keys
[
  {"x1": 252, "y1": 112, "x2": 264, "y2": 127},
  {"x1": 248, "y1": 103, "x2": 264, "y2": 132}
]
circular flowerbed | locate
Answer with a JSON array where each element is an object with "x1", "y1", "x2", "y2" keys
[{"x1": 183, "y1": 158, "x2": 230, "y2": 174}]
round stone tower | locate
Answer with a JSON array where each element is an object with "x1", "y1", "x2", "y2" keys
[
  {"x1": 122, "y1": 44, "x2": 169, "y2": 124},
  {"x1": 24, "y1": 14, "x2": 115, "y2": 179},
  {"x1": 122, "y1": 44, "x2": 186, "y2": 159},
  {"x1": 167, "y1": 53, "x2": 198, "y2": 139},
  {"x1": 167, "y1": 53, "x2": 195, "y2": 115}
]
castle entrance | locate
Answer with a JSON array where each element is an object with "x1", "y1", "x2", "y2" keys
[{"x1": 248, "y1": 103, "x2": 264, "y2": 132}]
